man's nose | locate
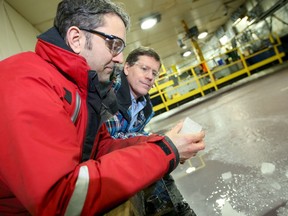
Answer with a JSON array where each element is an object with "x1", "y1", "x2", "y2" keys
[
  {"x1": 146, "y1": 70, "x2": 154, "y2": 80},
  {"x1": 112, "y1": 52, "x2": 124, "y2": 64}
]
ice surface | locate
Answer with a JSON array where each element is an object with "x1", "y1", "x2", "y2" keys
[
  {"x1": 179, "y1": 117, "x2": 202, "y2": 134},
  {"x1": 261, "y1": 162, "x2": 275, "y2": 175},
  {"x1": 204, "y1": 115, "x2": 288, "y2": 167}
]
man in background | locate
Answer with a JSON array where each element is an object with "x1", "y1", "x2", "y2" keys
[{"x1": 106, "y1": 47, "x2": 198, "y2": 216}]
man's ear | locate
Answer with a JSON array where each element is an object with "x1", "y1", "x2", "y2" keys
[
  {"x1": 66, "y1": 26, "x2": 83, "y2": 54},
  {"x1": 123, "y1": 63, "x2": 130, "y2": 75}
]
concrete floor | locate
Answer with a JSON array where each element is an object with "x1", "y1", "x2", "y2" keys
[{"x1": 146, "y1": 63, "x2": 288, "y2": 216}]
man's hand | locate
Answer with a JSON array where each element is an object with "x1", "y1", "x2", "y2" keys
[{"x1": 165, "y1": 121, "x2": 205, "y2": 163}]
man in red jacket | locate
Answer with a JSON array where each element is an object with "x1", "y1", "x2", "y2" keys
[{"x1": 0, "y1": 0, "x2": 205, "y2": 215}]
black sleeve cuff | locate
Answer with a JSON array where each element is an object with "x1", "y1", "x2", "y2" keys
[{"x1": 153, "y1": 136, "x2": 180, "y2": 174}]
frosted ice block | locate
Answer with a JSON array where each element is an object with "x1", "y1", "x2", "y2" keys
[{"x1": 179, "y1": 117, "x2": 202, "y2": 134}]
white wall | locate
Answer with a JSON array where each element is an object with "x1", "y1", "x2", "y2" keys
[{"x1": 0, "y1": 0, "x2": 40, "y2": 60}]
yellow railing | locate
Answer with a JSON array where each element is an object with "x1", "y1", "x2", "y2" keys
[{"x1": 150, "y1": 32, "x2": 285, "y2": 114}]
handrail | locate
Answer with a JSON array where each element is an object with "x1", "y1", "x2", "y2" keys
[{"x1": 150, "y1": 33, "x2": 285, "y2": 113}]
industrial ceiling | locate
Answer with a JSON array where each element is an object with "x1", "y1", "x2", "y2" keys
[{"x1": 5, "y1": 0, "x2": 247, "y2": 67}]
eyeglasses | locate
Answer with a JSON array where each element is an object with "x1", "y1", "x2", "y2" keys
[
  {"x1": 134, "y1": 62, "x2": 159, "y2": 78},
  {"x1": 79, "y1": 28, "x2": 126, "y2": 56}
]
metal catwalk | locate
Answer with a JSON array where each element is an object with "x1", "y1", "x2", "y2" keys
[{"x1": 147, "y1": 63, "x2": 288, "y2": 216}]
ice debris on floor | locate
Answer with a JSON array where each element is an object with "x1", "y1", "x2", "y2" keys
[
  {"x1": 261, "y1": 162, "x2": 275, "y2": 175},
  {"x1": 207, "y1": 162, "x2": 288, "y2": 216},
  {"x1": 221, "y1": 201, "x2": 247, "y2": 216},
  {"x1": 221, "y1": 172, "x2": 232, "y2": 180}
]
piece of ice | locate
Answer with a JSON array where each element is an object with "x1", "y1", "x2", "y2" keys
[
  {"x1": 261, "y1": 162, "x2": 275, "y2": 175},
  {"x1": 221, "y1": 201, "x2": 247, "y2": 216},
  {"x1": 180, "y1": 117, "x2": 202, "y2": 134},
  {"x1": 222, "y1": 172, "x2": 232, "y2": 180},
  {"x1": 271, "y1": 182, "x2": 281, "y2": 190},
  {"x1": 186, "y1": 167, "x2": 196, "y2": 174},
  {"x1": 285, "y1": 171, "x2": 288, "y2": 178}
]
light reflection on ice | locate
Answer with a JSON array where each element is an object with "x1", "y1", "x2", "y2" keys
[
  {"x1": 204, "y1": 115, "x2": 288, "y2": 167},
  {"x1": 206, "y1": 165, "x2": 288, "y2": 216},
  {"x1": 216, "y1": 198, "x2": 226, "y2": 208}
]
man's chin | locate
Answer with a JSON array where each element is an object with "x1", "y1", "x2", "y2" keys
[
  {"x1": 99, "y1": 73, "x2": 113, "y2": 83},
  {"x1": 140, "y1": 89, "x2": 149, "y2": 96}
]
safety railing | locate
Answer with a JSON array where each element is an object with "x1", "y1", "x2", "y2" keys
[{"x1": 149, "y1": 32, "x2": 285, "y2": 115}]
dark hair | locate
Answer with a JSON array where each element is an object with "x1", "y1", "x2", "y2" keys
[
  {"x1": 54, "y1": 0, "x2": 130, "y2": 39},
  {"x1": 126, "y1": 46, "x2": 161, "y2": 68}
]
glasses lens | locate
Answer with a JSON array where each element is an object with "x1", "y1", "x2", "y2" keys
[
  {"x1": 106, "y1": 39, "x2": 124, "y2": 56},
  {"x1": 135, "y1": 63, "x2": 159, "y2": 78}
]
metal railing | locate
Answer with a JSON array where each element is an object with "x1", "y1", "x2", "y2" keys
[{"x1": 149, "y1": 32, "x2": 285, "y2": 114}]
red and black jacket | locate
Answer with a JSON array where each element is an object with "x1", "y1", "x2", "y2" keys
[{"x1": 0, "y1": 27, "x2": 179, "y2": 215}]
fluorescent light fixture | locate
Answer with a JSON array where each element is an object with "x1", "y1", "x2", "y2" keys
[
  {"x1": 181, "y1": 44, "x2": 187, "y2": 49},
  {"x1": 198, "y1": 31, "x2": 208, "y2": 39},
  {"x1": 141, "y1": 18, "x2": 157, "y2": 29},
  {"x1": 182, "y1": 50, "x2": 192, "y2": 57},
  {"x1": 140, "y1": 13, "x2": 161, "y2": 30}
]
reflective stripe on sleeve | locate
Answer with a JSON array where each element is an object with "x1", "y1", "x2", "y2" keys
[
  {"x1": 64, "y1": 165, "x2": 89, "y2": 216},
  {"x1": 71, "y1": 91, "x2": 81, "y2": 124}
]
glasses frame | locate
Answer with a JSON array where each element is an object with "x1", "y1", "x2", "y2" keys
[
  {"x1": 79, "y1": 28, "x2": 126, "y2": 56},
  {"x1": 134, "y1": 62, "x2": 159, "y2": 79}
]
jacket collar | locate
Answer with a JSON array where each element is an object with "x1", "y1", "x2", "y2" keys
[
  {"x1": 35, "y1": 27, "x2": 90, "y2": 92},
  {"x1": 116, "y1": 71, "x2": 133, "y2": 109}
]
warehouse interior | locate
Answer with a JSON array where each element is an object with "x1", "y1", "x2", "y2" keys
[
  {"x1": 146, "y1": 62, "x2": 288, "y2": 216},
  {"x1": 1, "y1": 0, "x2": 288, "y2": 215}
]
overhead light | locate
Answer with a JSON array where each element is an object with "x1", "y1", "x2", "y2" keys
[
  {"x1": 141, "y1": 18, "x2": 157, "y2": 29},
  {"x1": 182, "y1": 50, "x2": 192, "y2": 57},
  {"x1": 181, "y1": 44, "x2": 187, "y2": 49},
  {"x1": 198, "y1": 31, "x2": 208, "y2": 39},
  {"x1": 140, "y1": 13, "x2": 161, "y2": 30}
]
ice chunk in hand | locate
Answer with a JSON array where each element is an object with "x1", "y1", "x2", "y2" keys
[
  {"x1": 261, "y1": 162, "x2": 275, "y2": 175},
  {"x1": 179, "y1": 117, "x2": 202, "y2": 134}
]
